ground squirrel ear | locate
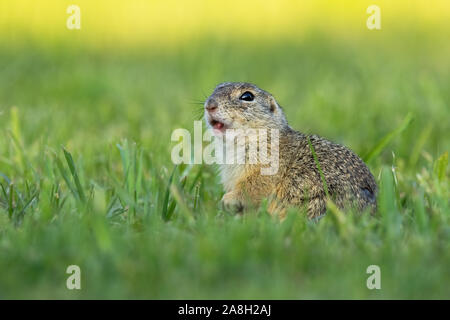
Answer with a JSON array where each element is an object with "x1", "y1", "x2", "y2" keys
[{"x1": 269, "y1": 96, "x2": 279, "y2": 113}]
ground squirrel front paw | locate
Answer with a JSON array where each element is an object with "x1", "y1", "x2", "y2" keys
[{"x1": 221, "y1": 192, "x2": 244, "y2": 213}]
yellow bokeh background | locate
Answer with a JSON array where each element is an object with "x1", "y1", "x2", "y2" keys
[{"x1": 1, "y1": 0, "x2": 449, "y2": 48}]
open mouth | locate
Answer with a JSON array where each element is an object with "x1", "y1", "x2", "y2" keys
[
  {"x1": 210, "y1": 119, "x2": 225, "y2": 130},
  {"x1": 204, "y1": 109, "x2": 230, "y2": 134}
]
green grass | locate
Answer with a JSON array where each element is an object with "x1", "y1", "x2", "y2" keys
[{"x1": 0, "y1": 35, "x2": 449, "y2": 299}]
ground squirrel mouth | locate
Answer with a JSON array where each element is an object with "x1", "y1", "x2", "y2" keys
[{"x1": 209, "y1": 119, "x2": 225, "y2": 132}]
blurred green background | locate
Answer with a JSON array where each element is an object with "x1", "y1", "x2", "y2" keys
[{"x1": 0, "y1": 0, "x2": 448, "y2": 299}]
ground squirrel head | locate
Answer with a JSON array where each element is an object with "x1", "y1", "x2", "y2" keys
[{"x1": 204, "y1": 82, "x2": 288, "y2": 134}]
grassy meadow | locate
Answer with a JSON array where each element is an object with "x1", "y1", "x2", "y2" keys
[{"x1": 0, "y1": 1, "x2": 449, "y2": 299}]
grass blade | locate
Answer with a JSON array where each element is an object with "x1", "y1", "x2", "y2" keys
[
  {"x1": 62, "y1": 147, "x2": 86, "y2": 203},
  {"x1": 307, "y1": 137, "x2": 329, "y2": 198},
  {"x1": 364, "y1": 113, "x2": 414, "y2": 163},
  {"x1": 162, "y1": 165, "x2": 177, "y2": 221},
  {"x1": 433, "y1": 151, "x2": 448, "y2": 182},
  {"x1": 8, "y1": 183, "x2": 14, "y2": 219},
  {"x1": 54, "y1": 154, "x2": 77, "y2": 199}
]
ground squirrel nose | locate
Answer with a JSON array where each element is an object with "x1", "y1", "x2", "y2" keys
[{"x1": 205, "y1": 99, "x2": 218, "y2": 112}]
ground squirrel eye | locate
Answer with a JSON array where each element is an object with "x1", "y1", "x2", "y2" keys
[{"x1": 239, "y1": 91, "x2": 254, "y2": 101}]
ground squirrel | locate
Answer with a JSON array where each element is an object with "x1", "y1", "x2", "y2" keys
[{"x1": 204, "y1": 82, "x2": 377, "y2": 218}]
